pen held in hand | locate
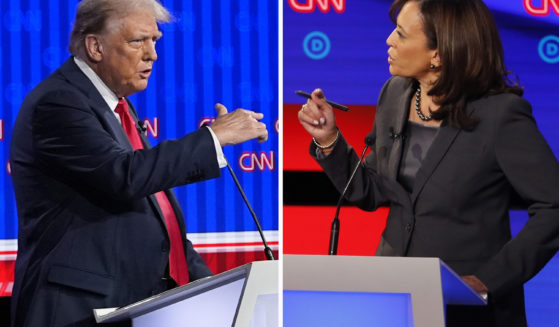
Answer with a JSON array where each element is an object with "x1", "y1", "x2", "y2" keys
[{"x1": 295, "y1": 90, "x2": 350, "y2": 112}]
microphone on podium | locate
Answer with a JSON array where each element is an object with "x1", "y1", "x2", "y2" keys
[
  {"x1": 201, "y1": 122, "x2": 275, "y2": 260},
  {"x1": 328, "y1": 132, "x2": 374, "y2": 255},
  {"x1": 225, "y1": 157, "x2": 275, "y2": 260}
]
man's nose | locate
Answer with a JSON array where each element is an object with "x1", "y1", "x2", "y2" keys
[{"x1": 144, "y1": 40, "x2": 158, "y2": 62}]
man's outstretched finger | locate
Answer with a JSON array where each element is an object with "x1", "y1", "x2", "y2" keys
[
  {"x1": 215, "y1": 103, "x2": 228, "y2": 116},
  {"x1": 257, "y1": 129, "x2": 269, "y2": 143},
  {"x1": 250, "y1": 111, "x2": 264, "y2": 120}
]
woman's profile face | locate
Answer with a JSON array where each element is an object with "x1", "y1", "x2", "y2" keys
[{"x1": 386, "y1": 1, "x2": 437, "y2": 80}]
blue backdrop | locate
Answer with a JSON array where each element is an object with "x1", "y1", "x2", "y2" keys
[
  {"x1": 284, "y1": 0, "x2": 558, "y2": 325},
  {"x1": 0, "y1": 1, "x2": 278, "y2": 243}
]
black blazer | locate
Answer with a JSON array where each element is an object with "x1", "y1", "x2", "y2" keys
[
  {"x1": 10, "y1": 58, "x2": 219, "y2": 326},
  {"x1": 314, "y1": 76, "x2": 559, "y2": 327}
]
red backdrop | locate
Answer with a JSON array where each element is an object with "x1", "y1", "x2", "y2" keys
[{"x1": 283, "y1": 103, "x2": 389, "y2": 255}]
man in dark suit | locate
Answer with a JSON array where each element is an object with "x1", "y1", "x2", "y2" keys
[{"x1": 9, "y1": 0, "x2": 268, "y2": 326}]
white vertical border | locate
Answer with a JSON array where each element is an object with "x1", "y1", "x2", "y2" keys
[{"x1": 277, "y1": 0, "x2": 284, "y2": 326}]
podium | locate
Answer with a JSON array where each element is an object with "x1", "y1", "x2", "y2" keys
[
  {"x1": 94, "y1": 260, "x2": 277, "y2": 327},
  {"x1": 283, "y1": 255, "x2": 486, "y2": 327}
]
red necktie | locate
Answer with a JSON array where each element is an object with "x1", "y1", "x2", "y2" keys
[{"x1": 115, "y1": 99, "x2": 190, "y2": 286}]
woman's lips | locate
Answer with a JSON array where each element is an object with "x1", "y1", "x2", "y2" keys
[{"x1": 387, "y1": 51, "x2": 394, "y2": 64}]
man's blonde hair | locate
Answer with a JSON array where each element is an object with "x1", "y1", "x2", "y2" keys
[{"x1": 69, "y1": 0, "x2": 171, "y2": 57}]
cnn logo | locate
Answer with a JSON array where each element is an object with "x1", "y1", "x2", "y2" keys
[
  {"x1": 288, "y1": 0, "x2": 345, "y2": 13},
  {"x1": 524, "y1": 0, "x2": 559, "y2": 16},
  {"x1": 239, "y1": 151, "x2": 275, "y2": 172}
]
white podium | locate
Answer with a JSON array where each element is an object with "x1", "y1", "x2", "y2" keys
[
  {"x1": 283, "y1": 255, "x2": 486, "y2": 327},
  {"x1": 94, "y1": 260, "x2": 277, "y2": 327}
]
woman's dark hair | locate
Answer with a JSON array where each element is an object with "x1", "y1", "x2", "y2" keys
[{"x1": 389, "y1": 0, "x2": 523, "y2": 130}]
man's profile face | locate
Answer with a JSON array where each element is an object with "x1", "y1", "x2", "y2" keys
[{"x1": 98, "y1": 10, "x2": 162, "y2": 98}]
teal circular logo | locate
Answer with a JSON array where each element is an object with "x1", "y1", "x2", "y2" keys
[{"x1": 303, "y1": 31, "x2": 331, "y2": 60}]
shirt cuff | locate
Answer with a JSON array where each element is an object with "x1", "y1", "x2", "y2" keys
[{"x1": 206, "y1": 126, "x2": 227, "y2": 168}]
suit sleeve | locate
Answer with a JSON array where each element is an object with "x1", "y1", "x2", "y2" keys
[
  {"x1": 475, "y1": 96, "x2": 559, "y2": 298},
  {"x1": 310, "y1": 79, "x2": 392, "y2": 210},
  {"x1": 32, "y1": 89, "x2": 221, "y2": 201},
  {"x1": 186, "y1": 239, "x2": 214, "y2": 280}
]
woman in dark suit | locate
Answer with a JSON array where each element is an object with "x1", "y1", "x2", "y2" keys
[{"x1": 297, "y1": 0, "x2": 559, "y2": 326}]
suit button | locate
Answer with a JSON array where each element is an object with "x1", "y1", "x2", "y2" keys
[
  {"x1": 161, "y1": 241, "x2": 169, "y2": 252},
  {"x1": 405, "y1": 223, "x2": 412, "y2": 232}
]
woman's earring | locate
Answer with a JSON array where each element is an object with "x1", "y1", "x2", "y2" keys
[{"x1": 430, "y1": 64, "x2": 435, "y2": 69}]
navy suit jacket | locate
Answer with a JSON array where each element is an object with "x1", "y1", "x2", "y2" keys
[
  {"x1": 314, "y1": 76, "x2": 559, "y2": 327},
  {"x1": 10, "y1": 58, "x2": 218, "y2": 326}
]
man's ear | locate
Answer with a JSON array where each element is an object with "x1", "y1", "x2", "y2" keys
[{"x1": 84, "y1": 34, "x2": 103, "y2": 62}]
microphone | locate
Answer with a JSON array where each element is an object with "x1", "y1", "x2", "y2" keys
[
  {"x1": 328, "y1": 135, "x2": 371, "y2": 255},
  {"x1": 137, "y1": 120, "x2": 147, "y2": 133},
  {"x1": 200, "y1": 122, "x2": 274, "y2": 260},
  {"x1": 389, "y1": 127, "x2": 404, "y2": 140},
  {"x1": 200, "y1": 122, "x2": 275, "y2": 260},
  {"x1": 225, "y1": 157, "x2": 275, "y2": 260},
  {"x1": 365, "y1": 131, "x2": 375, "y2": 146}
]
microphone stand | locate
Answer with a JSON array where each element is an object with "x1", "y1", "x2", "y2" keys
[
  {"x1": 328, "y1": 144, "x2": 370, "y2": 255},
  {"x1": 225, "y1": 158, "x2": 275, "y2": 261}
]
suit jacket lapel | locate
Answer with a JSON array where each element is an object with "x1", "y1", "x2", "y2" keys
[
  {"x1": 125, "y1": 101, "x2": 172, "y2": 228},
  {"x1": 387, "y1": 86, "x2": 414, "y2": 181},
  {"x1": 410, "y1": 101, "x2": 480, "y2": 204},
  {"x1": 127, "y1": 102, "x2": 185, "y2": 238},
  {"x1": 60, "y1": 58, "x2": 170, "y2": 229},
  {"x1": 410, "y1": 124, "x2": 460, "y2": 204},
  {"x1": 102, "y1": 109, "x2": 132, "y2": 147},
  {"x1": 59, "y1": 58, "x2": 131, "y2": 148},
  {"x1": 126, "y1": 100, "x2": 149, "y2": 149}
]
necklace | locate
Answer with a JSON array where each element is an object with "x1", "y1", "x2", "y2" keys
[{"x1": 415, "y1": 85, "x2": 432, "y2": 121}]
